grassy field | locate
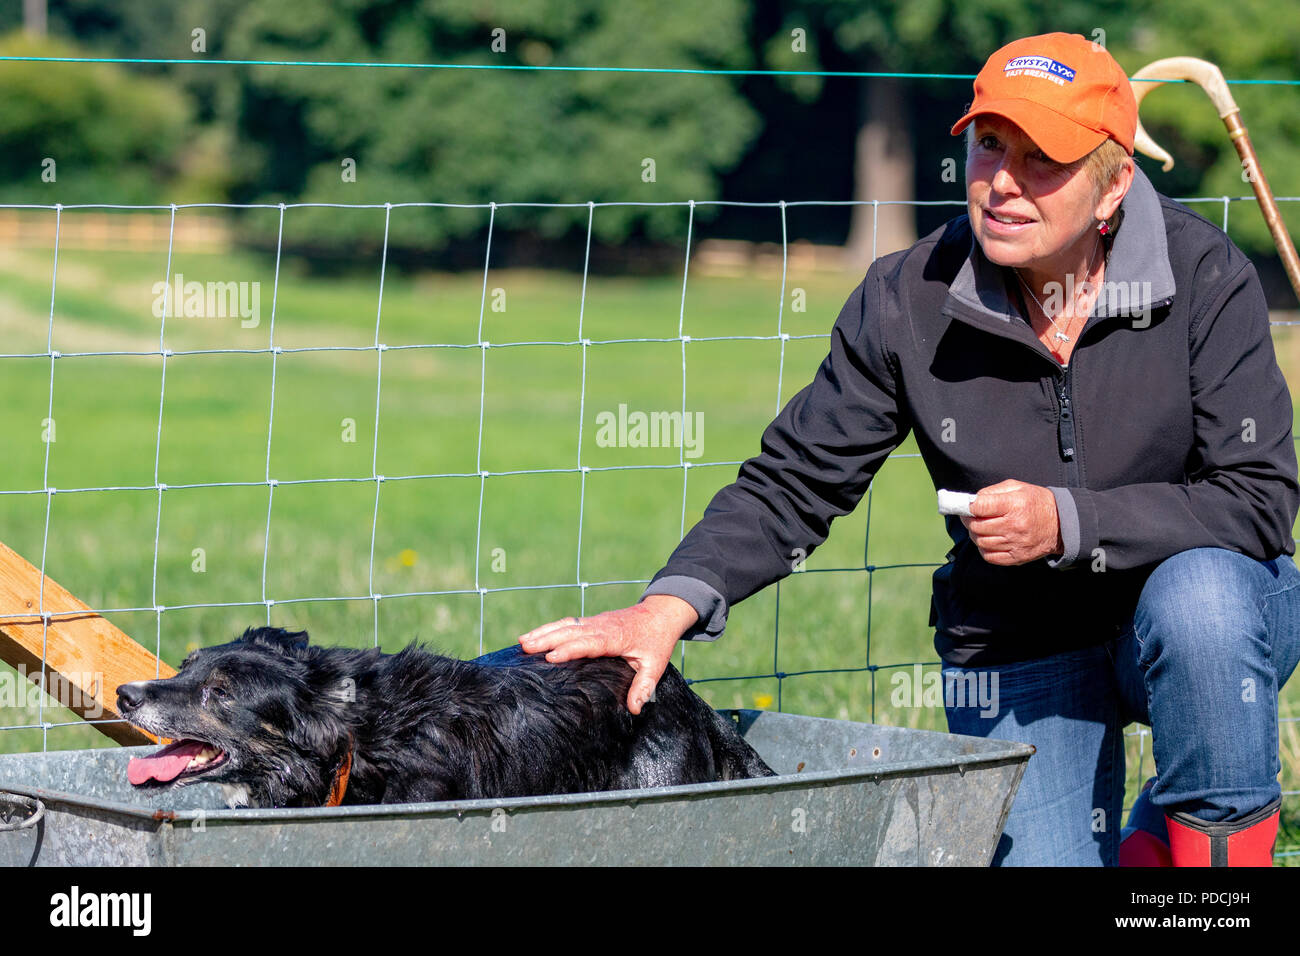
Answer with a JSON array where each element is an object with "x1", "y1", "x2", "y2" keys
[{"x1": 1, "y1": 223, "x2": 1298, "y2": 858}]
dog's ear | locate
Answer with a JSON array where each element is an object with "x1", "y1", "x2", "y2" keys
[{"x1": 239, "y1": 627, "x2": 310, "y2": 654}]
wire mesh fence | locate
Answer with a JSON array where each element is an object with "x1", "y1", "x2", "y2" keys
[{"x1": 0, "y1": 194, "x2": 1296, "y2": 852}]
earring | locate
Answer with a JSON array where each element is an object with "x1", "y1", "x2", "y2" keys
[{"x1": 1098, "y1": 220, "x2": 1110, "y2": 236}]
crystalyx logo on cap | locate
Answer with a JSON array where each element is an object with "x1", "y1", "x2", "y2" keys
[
  {"x1": 1003, "y1": 55, "x2": 1076, "y2": 84},
  {"x1": 951, "y1": 32, "x2": 1137, "y2": 164}
]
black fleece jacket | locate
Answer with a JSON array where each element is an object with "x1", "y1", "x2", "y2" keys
[{"x1": 644, "y1": 168, "x2": 1299, "y2": 666}]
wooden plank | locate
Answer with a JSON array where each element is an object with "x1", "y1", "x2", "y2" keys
[{"x1": 0, "y1": 539, "x2": 174, "y2": 746}]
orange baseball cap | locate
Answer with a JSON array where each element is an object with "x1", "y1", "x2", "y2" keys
[{"x1": 950, "y1": 32, "x2": 1137, "y2": 163}]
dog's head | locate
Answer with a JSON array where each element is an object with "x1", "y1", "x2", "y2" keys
[{"x1": 117, "y1": 627, "x2": 357, "y2": 807}]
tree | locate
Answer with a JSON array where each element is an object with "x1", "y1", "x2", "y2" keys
[
  {"x1": 216, "y1": 0, "x2": 761, "y2": 255},
  {"x1": 0, "y1": 32, "x2": 191, "y2": 204}
]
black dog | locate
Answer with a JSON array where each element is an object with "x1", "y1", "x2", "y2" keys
[{"x1": 116, "y1": 627, "x2": 775, "y2": 808}]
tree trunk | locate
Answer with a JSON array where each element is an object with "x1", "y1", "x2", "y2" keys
[
  {"x1": 846, "y1": 73, "x2": 916, "y2": 268},
  {"x1": 23, "y1": 0, "x2": 46, "y2": 36}
]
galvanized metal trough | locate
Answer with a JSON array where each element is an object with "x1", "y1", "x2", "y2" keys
[{"x1": 0, "y1": 711, "x2": 1032, "y2": 866}]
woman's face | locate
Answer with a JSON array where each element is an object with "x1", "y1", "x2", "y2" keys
[{"x1": 965, "y1": 115, "x2": 1110, "y2": 279}]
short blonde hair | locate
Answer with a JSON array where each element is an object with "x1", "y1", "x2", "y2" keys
[
  {"x1": 1083, "y1": 138, "x2": 1131, "y2": 236},
  {"x1": 1082, "y1": 138, "x2": 1131, "y2": 204}
]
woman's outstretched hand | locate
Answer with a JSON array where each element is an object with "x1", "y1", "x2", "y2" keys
[{"x1": 517, "y1": 594, "x2": 699, "y2": 715}]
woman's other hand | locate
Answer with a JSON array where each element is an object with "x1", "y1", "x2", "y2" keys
[{"x1": 961, "y1": 478, "x2": 1064, "y2": 565}]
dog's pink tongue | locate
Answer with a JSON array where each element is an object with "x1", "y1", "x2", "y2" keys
[{"x1": 128, "y1": 740, "x2": 207, "y2": 785}]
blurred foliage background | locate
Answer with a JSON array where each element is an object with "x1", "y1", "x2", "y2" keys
[{"x1": 0, "y1": 0, "x2": 1293, "y2": 298}]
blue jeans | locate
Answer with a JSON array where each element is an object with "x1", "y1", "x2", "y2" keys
[{"x1": 942, "y1": 547, "x2": 1300, "y2": 866}]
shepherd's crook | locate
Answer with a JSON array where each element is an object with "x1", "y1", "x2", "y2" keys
[{"x1": 1131, "y1": 57, "x2": 1300, "y2": 302}]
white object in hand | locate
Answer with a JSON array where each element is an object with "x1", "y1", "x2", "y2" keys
[{"x1": 937, "y1": 489, "x2": 977, "y2": 517}]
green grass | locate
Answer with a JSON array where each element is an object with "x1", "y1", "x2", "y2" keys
[{"x1": 1, "y1": 237, "x2": 1297, "y2": 861}]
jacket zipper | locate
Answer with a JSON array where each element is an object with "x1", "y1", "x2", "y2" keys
[
  {"x1": 1056, "y1": 361, "x2": 1080, "y2": 486},
  {"x1": 949, "y1": 303, "x2": 1090, "y2": 487},
  {"x1": 1044, "y1": 298, "x2": 1171, "y2": 489},
  {"x1": 1001, "y1": 331, "x2": 1080, "y2": 486},
  {"x1": 1050, "y1": 298, "x2": 1172, "y2": 489}
]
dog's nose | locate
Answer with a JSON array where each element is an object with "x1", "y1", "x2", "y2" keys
[{"x1": 117, "y1": 682, "x2": 147, "y2": 712}]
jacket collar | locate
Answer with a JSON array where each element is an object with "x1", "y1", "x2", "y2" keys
[{"x1": 945, "y1": 165, "x2": 1177, "y2": 328}]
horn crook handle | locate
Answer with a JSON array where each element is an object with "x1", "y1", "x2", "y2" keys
[{"x1": 1131, "y1": 56, "x2": 1300, "y2": 303}]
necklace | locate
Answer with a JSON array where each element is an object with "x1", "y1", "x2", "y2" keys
[{"x1": 1015, "y1": 235, "x2": 1102, "y2": 344}]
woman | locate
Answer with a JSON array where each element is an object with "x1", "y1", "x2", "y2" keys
[{"x1": 519, "y1": 33, "x2": 1300, "y2": 866}]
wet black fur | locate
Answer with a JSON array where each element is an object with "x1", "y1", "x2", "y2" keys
[{"x1": 116, "y1": 627, "x2": 775, "y2": 808}]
